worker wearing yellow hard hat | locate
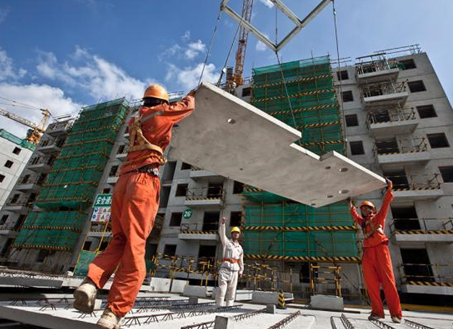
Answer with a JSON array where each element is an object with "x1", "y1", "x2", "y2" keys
[
  {"x1": 216, "y1": 216, "x2": 244, "y2": 307},
  {"x1": 348, "y1": 178, "x2": 402, "y2": 323}
]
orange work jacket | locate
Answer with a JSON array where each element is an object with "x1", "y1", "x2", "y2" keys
[
  {"x1": 350, "y1": 188, "x2": 394, "y2": 248},
  {"x1": 119, "y1": 95, "x2": 195, "y2": 175}
]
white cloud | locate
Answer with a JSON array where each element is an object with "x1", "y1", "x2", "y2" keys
[
  {"x1": 35, "y1": 47, "x2": 149, "y2": 101},
  {"x1": 256, "y1": 33, "x2": 270, "y2": 52},
  {"x1": 165, "y1": 63, "x2": 220, "y2": 90},
  {"x1": 185, "y1": 40, "x2": 206, "y2": 60},
  {"x1": 182, "y1": 30, "x2": 191, "y2": 41},
  {"x1": 0, "y1": 83, "x2": 81, "y2": 138},
  {"x1": 259, "y1": 0, "x2": 274, "y2": 8},
  {"x1": 0, "y1": 48, "x2": 26, "y2": 81}
]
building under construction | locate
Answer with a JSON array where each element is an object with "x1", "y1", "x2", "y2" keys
[{"x1": 0, "y1": 45, "x2": 452, "y2": 308}]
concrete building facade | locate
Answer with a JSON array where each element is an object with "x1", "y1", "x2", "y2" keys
[
  {"x1": 0, "y1": 129, "x2": 34, "y2": 210},
  {"x1": 0, "y1": 120, "x2": 72, "y2": 266},
  {"x1": 332, "y1": 46, "x2": 453, "y2": 302}
]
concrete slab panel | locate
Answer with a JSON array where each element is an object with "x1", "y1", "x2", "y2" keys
[
  {"x1": 309, "y1": 294, "x2": 344, "y2": 311},
  {"x1": 171, "y1": 279, "x2": 188, "y2": 293},
  {"x1": 170, "y1": 82, "x2": 385, "y2": 207},
  {"x1": 149, "y1": 277, "x2": 172, "y2": 292},
  {"x1": 252, "y1": 291, "x2": 279, "y2": 304},
  {"x1": 183, "y1": 285, "x2": 208, "y2": 298}
]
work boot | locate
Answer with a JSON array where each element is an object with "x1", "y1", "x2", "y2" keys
[
  {"x1": 97, "y1": 308, "x2": 122, "y2": 329},
  {"x1": 73, "y1": 278, "x2": 97, "y2": 313},
  {"x1": 391, "y1": 316, "x2": 402, "y2": 323},
  {"x1": 368, "y1": 313, "x2": 382, "y2": 321}
]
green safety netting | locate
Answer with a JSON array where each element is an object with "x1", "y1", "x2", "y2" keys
[
  {"x1": 36, "y1": 98, "x2": 128, "y2": 210},
  {"x1": 13, "y1": 98, "x2": 130, "y2": 253},
  {"x1": 244, "y1": 203, "x2": 353, "y2": 227},
  {"x1": 13, "y1": 211, "x2": 88, "y2": 250},
  {"x1": 243, "y1": 231, "x2": 358, "y2": 258},
  {"x1": 74, "y1": 250, "x2": 100, "y2": 276},
  {"x1": 242, "y1": 56, "x2": 357, "y2": 260}
]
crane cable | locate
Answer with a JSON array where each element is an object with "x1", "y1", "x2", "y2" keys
[{"x1": 197, "y1": 8, "x2": 223, "y2": 87}]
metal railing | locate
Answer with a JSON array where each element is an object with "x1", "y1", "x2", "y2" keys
[
  {"x1": 29, "y1": 156, "x2": 55, "y2": 166},
  {"x1": 46, "y1": 120, "x2": 73, "y2": 133},
  {"x1": 367, "y1": 107, "x2": 416, "y2": 126},
  {"x1": 398, "y1": 263, "x2": 453, "y2": 285},
  {"x1": 356, "y1": 57, "x2": 394, "y2": 75},
  {"x1": 362, "y1": 80, "x2": 407, "y2": 98},
  {"x1": 383, "y1": 173, "x2": 441, "y2": 190},
  {"x1": 390, "y1": 218, "x2": 453, "y2": 233},
  {"x1": 373, "y1": 137, "x2": 427, "y2": 156},
  {"x1": 180, "y1": 223, "x2": 218, "y2": 233},
  {"x1": 186, "y1": 186, "x2": 225, "y2": 199},
  {"x1": 5, "y1": 197, "x2": 33, "y2": 207}
]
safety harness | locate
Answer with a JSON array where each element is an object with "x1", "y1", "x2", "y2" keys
[
  {"x1": 362, "y1": 217, "x2": 384, "y2": 239},
  {"x1": 127, "y1": 109, "x2": 167, "y2": 165}
]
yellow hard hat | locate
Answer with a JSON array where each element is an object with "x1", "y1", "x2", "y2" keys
[
  {"x1": 231, "y1": 227, "x2": 241, "y2": 234},
  {"x1": 143, "y1": 84, "x2": 169, "y2": 103}
]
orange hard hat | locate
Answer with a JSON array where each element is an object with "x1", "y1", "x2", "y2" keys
[
  {"x1": 359, "y1": 201, "x2": 376, "y2": 211},
  {"x1": 143, "y1": 84, "x2": 169, "y2": 103}
]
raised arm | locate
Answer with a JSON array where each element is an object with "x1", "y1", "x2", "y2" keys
[
  {"x1": 219, "y1": 216, "x2": 227, "y2": 246},
  {"x1": 348, "y1": 198, "x2": 363, "y2": 225}
]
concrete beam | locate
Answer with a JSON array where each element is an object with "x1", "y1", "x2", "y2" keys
[{"x1": 170, "y1": 82, "x2": 385, "y2": 207}]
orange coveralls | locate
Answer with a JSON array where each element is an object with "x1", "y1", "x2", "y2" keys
[
  {"x1": 350, "y1": 188, "x2": 402, "y2": 319},
  {"x1": 87, "y1": 96, "x2": 194, "y2": 317}
]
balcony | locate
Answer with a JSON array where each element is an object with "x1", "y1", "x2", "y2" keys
[
  {"x1": 107, "y1": 173, "x2": 119, "y2": 184},
  {"x1": 399, "y1": 263, "x2": 453, "y2": 295},
  {"x1": 362, "y1": 81, "x2": 408, "y2": 109},
  {"x1": 374, "y1": 138, "x2": 430, "y2": 167},
  {"x1": 37, "y1": 141, "x2": 63, "y2": 154},
  {"x1": 46, "y1": 120, "x2": 73, "y2": 137},
  {"x1": 356, "y1": 57, "x2": 400, "y2": 84},
  {"x1": 184, "y1": 187, "x2": 224, "y2": 208},
  {"x1": 3, "y1": 198, "x2": 33, "y2": 213},
  {"x1": 387, "y1": 173, "x2": 443, "y2": 201},
  {"x1": 390, "y1": 218, "x2": 453, "y2": 245},
  {"x1": 0, "y1": 225, "x2": 19, "y2": 236},
  {"x1": 88, "y1": 221, "x2": 112, "y2": 238},
  {"x1": 189, "y1": 167, "x2": 223, "y2": 180},
  {"x1": 367, "y1": 107, "x2": 419, "y2": 137},
  {"x1": 178, "y1": 223, "x2": 219, "y2": 241},
  {"x1": 15, "y1": 176, "x2": 43, "y2": 193},
  {"x1": 116, "y1": 151, "x2": 127, "y2": 161},
  {"x1": 28, "y1": 156, "x2": 54, "y2": 173}
]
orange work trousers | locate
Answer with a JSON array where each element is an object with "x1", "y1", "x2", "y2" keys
[
  {"x1": 362, "y1": 242, "x2": 402, "y2": 318},
  {"x1": 88, "y1": 171, "x2": 160, "y2": 317}
]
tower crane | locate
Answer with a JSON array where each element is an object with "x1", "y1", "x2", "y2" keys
[
  {"x1": 226, "y1": 0, "x2": 254, "y2": 88},
  {"x1": 0, "y1": 108, "x2": 51, "y2": 145}
]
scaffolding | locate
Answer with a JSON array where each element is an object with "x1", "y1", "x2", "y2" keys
[
  {"x1": 12, "y1": 98, "x2": 128, "y2": 254},
  {"x1": 242, "y1": 56, "x2": 358, "y2": 269}
]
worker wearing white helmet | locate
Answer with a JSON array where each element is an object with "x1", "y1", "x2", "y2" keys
[{"x1": 216, "y1": 216, "x2": 244, "y2": 307}]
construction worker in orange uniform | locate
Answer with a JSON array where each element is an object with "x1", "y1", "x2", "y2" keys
[
  {"x1": 73, "y1": 84, "x2": 195, "y2": 329},
  {"x1": 216, "y1": 216, "x2": 244, "y2": 307},
  {"x1": 348, "y1": 179, "x2": 402, "y2": 323}
]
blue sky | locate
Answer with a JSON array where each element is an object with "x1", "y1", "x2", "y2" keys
[{"x1": 0, "y1": 0, "x2": 452, "y2": 138}]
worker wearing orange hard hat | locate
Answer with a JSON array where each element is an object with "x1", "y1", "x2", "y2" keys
[
  {"x1": 216, "y1": 216, "x2": 244, "y2": 307},
  {"x1": 74, "y1": 84, "x2": 195, "y2": 328},
  {"x1": 348, "y1": 178, "x2": 402, "y2": 324}
]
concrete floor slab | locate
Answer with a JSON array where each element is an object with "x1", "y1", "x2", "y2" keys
[
  {"x1": 1, "y1": 292, "x2": 453, "y2": 329},
  {"x1": 170, "y1": 82, "x2": 386, "y2": 207}
]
